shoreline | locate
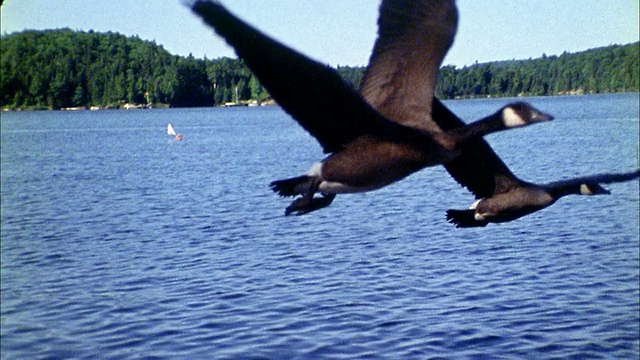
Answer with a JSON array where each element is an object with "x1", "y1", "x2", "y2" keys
[{"x1": 2, "y1": 91, "x2": 637, "y2": 112}]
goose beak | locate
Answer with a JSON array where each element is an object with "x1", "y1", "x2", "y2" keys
[
  {"x1": 591, "y1": 184, "x2": 611, "y2": 195},
  {"x1": 531, "y1": 109, "x2": 554, "y2": 122}
]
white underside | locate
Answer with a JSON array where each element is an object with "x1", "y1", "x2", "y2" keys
[
  {"x1": 318, "y1": 181, "x2": 369, "y2": 194},
  {"x1": 469, "y1": 199, "x2": 482, "y2": 210},
  {"x1": 469, "y1": 199, "x2": 486, "y2": 221},
  {"x1": 307, "y1": 162, "x2": 378, "y2": 194},
  {"x1": 474, "y1": 213, "x2": 486, "y2": 221},
  {"x1": 306, "y1": 162, "x2": 323, "y2": 177}
]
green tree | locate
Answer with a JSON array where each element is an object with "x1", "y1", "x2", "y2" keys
[{"x1": 1, "y1": 29, "x2": 637, "y2": 109}]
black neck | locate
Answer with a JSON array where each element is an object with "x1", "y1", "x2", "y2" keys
[
  {"x1": 444, "y1": 111, "x2": 505, "y2": 144},
  {"x1": 544, "y1": 182, "x2": 583, "y2": 199}
]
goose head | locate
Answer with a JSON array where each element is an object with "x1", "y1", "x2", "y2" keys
[
  {"x1": 501, "y1": 102, "x2": 554, "y2": 128},
  {"x1": 579, "y1": 183, "x2": 611, "y2": 195}
]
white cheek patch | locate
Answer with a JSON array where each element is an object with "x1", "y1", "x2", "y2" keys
[
  {"x1": 580, "y1": 184, "x2": 593, "y2": 195},
  {"x1": 502, "y1": 107, "x2": 526, "y2": 128}
]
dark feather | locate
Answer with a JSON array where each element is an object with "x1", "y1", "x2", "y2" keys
[
  {"x1": 431, "y1": 99, "x2": 522, "y2": 198},
  {"x1": 446, "y1": 209, "x2": 488, "y2": 228},
  {"x1": 360, "y1": 0, "x2": 458, "y2": 132},
  {"x1": 191, "y1": 1, "x2": 419, "y2": 154},
  {"x1": 270, "y1": 176, "x2": 313, "y2": 197},
  {"x1": 542, "y1": 170, "x2": 640, "y2": 190}
]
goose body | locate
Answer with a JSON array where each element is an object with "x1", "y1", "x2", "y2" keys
[
  {"x1": 428, "y1": 100, "x2": 640, "y2": 227},
  {"x1": 447, "y1": 174, "x2": 638, "y2": 227},
  {"x1": 191, "y1": 1, "x2": 553, "y2": 215},
  {"x1": 280, "y1": 102, "x2": 551, "y2": 196}
]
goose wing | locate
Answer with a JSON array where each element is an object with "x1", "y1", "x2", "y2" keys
[
  {"x1": 431, "y1": 99, "x2": 523, "y2": 198},
  {"x1": 190, "y1": 1, "x2": 414, "y2": 154},
  {"x1": 360, "y1": 0, "x2": 458, "y2": 132}
]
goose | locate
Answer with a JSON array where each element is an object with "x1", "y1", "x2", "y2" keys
[
  {"x1": 428, "y1": 99, "x2": 640, "y2": 227},
  {"x1": 190, "y1": 1, "x2": 553, "y2": 215}
]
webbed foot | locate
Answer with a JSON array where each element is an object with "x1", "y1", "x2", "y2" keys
[{"x1": 284, "y1": 193, "x2": 336, "y2": 216}]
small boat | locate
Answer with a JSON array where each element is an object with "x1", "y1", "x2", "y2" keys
[
  {"x1": 167, "y1": 123, "x2": 182, "y2": 141},
  {"x1": 167, "y1": 123, "x2": 177, "y2": 135}
]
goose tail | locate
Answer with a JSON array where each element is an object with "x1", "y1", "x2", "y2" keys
[
  {"x1": 446, "y1": 209, "x2": 488, "y2": 228},
  {"x1": 270, "y1": 176, "x2": 315, "y2": 197}
]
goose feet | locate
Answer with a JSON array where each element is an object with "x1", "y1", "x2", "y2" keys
[{"x1": 285, "y1": 193, "x2": 336, "y2": 216}]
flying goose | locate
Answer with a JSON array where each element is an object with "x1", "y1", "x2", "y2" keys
[
  {"x1": 428, "y1": 100, "x2": 640, "y2": 227},
  {"x1": 190, "y1": 1, "x2": 553, "y2": 215}
]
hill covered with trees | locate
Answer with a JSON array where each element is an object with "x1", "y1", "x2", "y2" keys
[
  {"x1": 1, "y1": 29, "x2": 267, "y2": 109},
  {"x1": 436, "y1": 44, "x2": 639, "y2": 98},
  {"x1": 1, "y1": 29, "x2": 638, "y2": 110}
]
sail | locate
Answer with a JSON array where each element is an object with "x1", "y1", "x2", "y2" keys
[{"x1": 167, "y1": 124, "x2": 177, "y2": 136}]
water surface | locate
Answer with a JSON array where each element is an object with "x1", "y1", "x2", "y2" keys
[{"x1": 1, "y1": 94, "x2": 638, "y2": 359}]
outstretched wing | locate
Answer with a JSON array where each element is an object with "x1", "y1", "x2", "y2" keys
[
  {"x1": 431, "y1": 99, "x2": 523, "y2": 198},
  {"x1": 190, "y1": 1, "x2": 412, "y2": 154},
  {"x1": 360, "y1": 0, "x2": 458, "y2": 132}
]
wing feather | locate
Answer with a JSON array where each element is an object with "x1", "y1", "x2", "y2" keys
[
  {"x1": 191, "y1": 1, "x2": 411, "y2": 153},
  {"x1": 360, "y1": 0, "x2": 458, "y2": 132},
  {"x1": 431, "y1": 99, "x2": 523, "y2": 198}
]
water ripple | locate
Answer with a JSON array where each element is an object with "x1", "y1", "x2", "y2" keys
[{"x1": 2, "y1": 97, "x2": 639, "y2": 359}]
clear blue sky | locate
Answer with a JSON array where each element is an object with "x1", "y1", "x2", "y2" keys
[{"x1": 1, "y1": 1, "x2": 638, "y2": 68}]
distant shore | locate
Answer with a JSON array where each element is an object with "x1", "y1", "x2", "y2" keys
[
  {"x1": 3, "y1": 30, "x2": 637, "y2": 112},
  {"x1": 1, "y1": 99, "x2": 281, "y2": 112},
  {"x1": 3, "y1": 92, "x2": 636, "y2": 112}
]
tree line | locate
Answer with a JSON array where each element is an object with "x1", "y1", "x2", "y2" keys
[
  {"x1": 436, "y1": 43, "x2": 639, "y2": 98},
  {"x1": 1, "y1": 29, "x2": 638, "y2": 110},
  {"x1": 0, "y1": 29, "x2": 268, "y2": 109}
]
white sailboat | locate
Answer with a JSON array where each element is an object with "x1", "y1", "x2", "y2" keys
[
  {"x1": 167, "y1": 123, "x2": 182, "y2": 141},
  {"x1": 167, "y1": 123, "x2": 177, "y2": 136}
]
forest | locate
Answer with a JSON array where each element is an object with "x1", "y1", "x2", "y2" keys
[{"x1": 1, "y1": 29, "x2": 638, "y2": 110}]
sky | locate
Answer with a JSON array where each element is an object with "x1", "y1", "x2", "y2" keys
[{"x1": 1, "y1": 1, "x2": 639, "y2": 68}]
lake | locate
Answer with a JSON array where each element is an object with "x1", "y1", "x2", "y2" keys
[{"x1": 1, "y1": 93, "x2": 638, "y2": 359}]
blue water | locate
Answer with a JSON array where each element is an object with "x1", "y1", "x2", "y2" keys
[{"x1": 1, "y1": 93, "x2": 639, "y2": 359}]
